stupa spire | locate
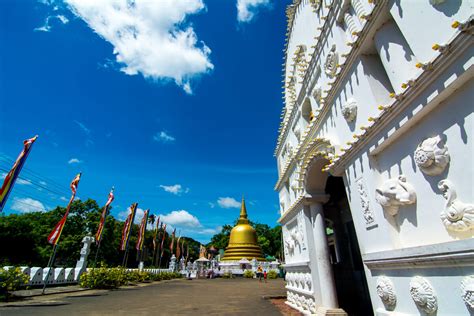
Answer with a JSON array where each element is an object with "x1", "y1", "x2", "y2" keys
[{"x1": 238, "y1": 196, "x2": 249, "y2": 223}]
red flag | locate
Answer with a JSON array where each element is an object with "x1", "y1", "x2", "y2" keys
[
  {"x1": 176, "y1": 235, "x2": 181, "y2": 259},
  {"x1": 152, "y1": 216, "x2": 160, "y2": 250},
  {"x1": 120, "y1": 203, "x2": 138, "y2": 251},
  {"x1": 0, "y1": 136, "x2": 38, "y2": 212},
  {"x1": 47, "y1": 173, "x2": 81, "y2": 245},
  {"x1": 136, "y1": 209, "x2": 149, "y2": 251},
  {"x1": 169, "y1": 228, "x2": 176, "y2": 253},
  {"x1": 95, "y1": 187, "x2": 115, "y2": 245}
]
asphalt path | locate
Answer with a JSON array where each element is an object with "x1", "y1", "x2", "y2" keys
[{"x1": 0, "y1": 278, "x2": 286, "y2": 316}]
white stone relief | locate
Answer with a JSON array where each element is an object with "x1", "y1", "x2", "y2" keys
[
  {"x1": 297, "y1": 212, "x2": 306, "y2": 249},
  {"x1": 309, "y1": 0, "x2": 321, "y2": 11},
  {"x1": 414, "y1": 135, "x2": 450, "y2": 176},
  {"x1": 409, "y1": 276, "x2": 438, "y2": 314},
  {"x1": 286, "y1": 287, "x2": 316, "y2": 314},
  {"x1": 294, "y1": 128, "x2": 301, "y2": 141},
  {"x1": 376, "y1": 276, "x2": 397, "y2": 310},
  {"x1": 305, "y1": 274, "x2": 312, "y2": 291},
  {"x1": 461, "y1": 275, "x2": 474, "y2": 310},
  {"x1": 357, "y1": 179, "x2": 375, "y2": 226},
  {"x1": 342, "y1": 98, "x2": 357, "y2": 122},
  {"x1": 312, "y1": 85, "x2": 322, "y2": 102},
  {"x1": 284, "y1": 220, "x2": 305, "y2": 257},
  {"x1": 324, "y1": 45, "x2": 338, "y2": 78},
  {"x1": 438, "y1": 180, "x2": 474, "y2": 232},
  {"x1": 284, "y1": 232, "x2": 294, "y2": 257},
  {"x1": 375, "y1": 175, "x2": 417, "y2": 216},
  {"x1": 286, "y1": 271, "x2": 312, "y2": 293}
]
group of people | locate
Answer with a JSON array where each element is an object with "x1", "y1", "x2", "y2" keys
[{"x1": 256, "y1": 265, "x2": 267, "y2": 282}]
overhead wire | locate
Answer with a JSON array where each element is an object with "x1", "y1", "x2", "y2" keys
[{"x1": 0, "y1": 154, "x2": 72, "y2": 195}]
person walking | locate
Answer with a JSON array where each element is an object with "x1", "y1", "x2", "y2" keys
[
  {"x1": 257, "y1": 265, "x2": 263, "y2": 282},
  {"x1": 263, "y1": 270, "x2": 267, "y2": 283}
]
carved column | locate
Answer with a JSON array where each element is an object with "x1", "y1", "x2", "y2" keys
[{"x1": 306, "y1": 194, "x2": 347, "y2": 315}]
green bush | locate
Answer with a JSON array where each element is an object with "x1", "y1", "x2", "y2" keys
[
  {"x1": 267, "y1": 270, "x2": 278, "y2": 279},
  {"x1": 243, "y1": 270, "x2": 255, "y2": 278},
  {"x1": 222, "y1": 272, "x2": 233, "y2": 279},
  {"x1": 80, "y1": 266, "x2": 128, "y2": 289},
  {"x1": 80, "y1": 267, "x2": 182, "y2": 289},
  {"x1": 0, "y1": 267, "x2": 29, "y2": 301}
]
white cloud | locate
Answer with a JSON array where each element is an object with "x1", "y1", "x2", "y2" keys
[
  {"x1": 160, "y1": 210, "x2": 201, "y2": 227},
  {"x1": 34, "y1": 14, "x2": 69, "y2": 32},
  {"x1": 62, "y1": 0, "x2": 213, "y2": 93},
  {"x1": 197, "y1": 226, "x2": 222, "y2": 235},
  {"x1": 237, "y1": 0, "x2": 270, "y2": 23},
  {"x1": 11, "y1": 197, "x2": 47, "y2": 213},
  {"x1": 16, "y1": 178, "x2": 32, "y2": 185},
  {"x1": 154, "y1": 131, "x2": 175, "y2": 143},
  {"x1": 159, "y1": 184, "x2": 187, "y2": 195},
  {"x1": 217, "y1": 197, "x2": 241, "y2": 209},
  {"x1": 68, "y1": 158, "x2": 82, "y2": 164},
  {"x1": 74, "y1": 120, "x2": 91, "y2": 135}
]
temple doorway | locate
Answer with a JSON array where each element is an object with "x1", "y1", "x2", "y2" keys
[{"x1": 323, "y1": 176, "x2": 373, "y2": 316}]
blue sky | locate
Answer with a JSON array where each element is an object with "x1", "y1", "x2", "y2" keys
[{"x1": 0, "y1": 0, "x2": 289, "y2": 243}]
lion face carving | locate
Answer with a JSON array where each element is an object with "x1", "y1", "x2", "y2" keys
[{"x1": 375, "y1": 175, "x2": 417, "y2": 216}]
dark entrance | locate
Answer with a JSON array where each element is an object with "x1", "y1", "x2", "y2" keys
[{"x1": 323, "y1": 176, "x2": 373, "y2": 316}]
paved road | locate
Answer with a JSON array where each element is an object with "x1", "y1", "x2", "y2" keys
[{"x1": 0, "y1": 278, "x2": 286, "y2": 316}]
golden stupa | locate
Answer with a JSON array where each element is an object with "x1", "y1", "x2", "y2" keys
[{"x1": 221, "y1": 197, "x2": 265, "y2": 261}]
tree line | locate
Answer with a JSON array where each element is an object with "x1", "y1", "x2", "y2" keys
[
  {"x1": 0, "y1": 199, "x2": 201, "y2": 268},
  {"x1": 0, "y1": 198, "x2": 282, "y2": 268}
]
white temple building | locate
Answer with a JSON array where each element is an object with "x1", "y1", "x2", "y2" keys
[{"x1": 274, "y1": 0, "x2": 473, "y2": 315}]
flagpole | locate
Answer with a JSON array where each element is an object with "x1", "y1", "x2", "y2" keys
[
  {"x1": 158, "y1": 249, "x2": 163, "y2": 269},
  {"x1": 93, "y1": 205, "x2": 108, "y2": 268},
  {"x1": 123, "y1": 247, "x2": 129, "y2": 267},
  {"x1": 42, "y1": 244, "x2": 58, "y2": 295},
  {"x1": 155, "y1": 242, "x2": 159, "y2": 267},
  {"x1": 92, "y1": 238, "x2": 102, "y2": 268}
]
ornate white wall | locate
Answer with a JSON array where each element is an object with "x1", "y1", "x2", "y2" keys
[{"x1": 275, "y1": 0, "x2": 473, "y2": 315}]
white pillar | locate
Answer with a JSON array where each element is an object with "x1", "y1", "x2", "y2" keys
[{"x1": 310, "y1": 202, "x2": 338, "y2": 308}]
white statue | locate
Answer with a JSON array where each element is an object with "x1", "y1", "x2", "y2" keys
[
  {"x1": 438, "y1": 180, "x2": 474, "y2": 232},
  {"x1": 414, "y1": 135, "x2": 450, "y2": 176},
  {"x1": 376, "y1": 175, "x2": 416, "y2": 216},
  {"x1": 76, "y1": 235, "x2": 95, "y2": 269},
  {"x1": 169, "y1": 254, "x2": 177, "y2": 271},
  {"x1": 342, "y1": 98, "x2": 357, "y2": 122}
]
